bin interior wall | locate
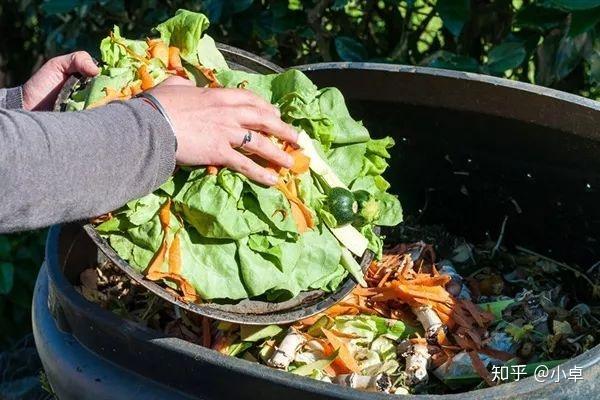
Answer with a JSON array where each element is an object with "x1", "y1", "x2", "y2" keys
[{"x1": 336, "y1": 96, "x2": 600, "y2": 269}]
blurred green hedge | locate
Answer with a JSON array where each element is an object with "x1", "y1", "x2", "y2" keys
[
  {"x1": 2, "y1": 0, "x2": 600, "y2": 95},
  {"x1": 2, "y1": 0, "x2": 600, "y2": 348}
]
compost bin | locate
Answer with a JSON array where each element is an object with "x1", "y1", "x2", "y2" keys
[{"x1": 33, "y1": 46, "x2": 600, "y2": 399}]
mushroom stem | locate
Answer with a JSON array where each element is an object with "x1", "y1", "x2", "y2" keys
[
  {"x1": 267, "y1": 327, "x2": 306, "y2": 369},
  {"x1": 399, "y1": 340, "x2": 431, "y2": 385},
  {"x1": 333, "y1": 373, "x2": 392, "y2": 393},
  {"x1": 412, "y1": 305, "x2": 443, "y2": 340}
]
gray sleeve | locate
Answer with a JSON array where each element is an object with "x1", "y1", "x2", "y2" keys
[
  {"x1": 0, "y1": 98, "x2": 176, "y2": 233},
  {"x1": 0, "y1": 87, "x2": 24, "y2": 109}
]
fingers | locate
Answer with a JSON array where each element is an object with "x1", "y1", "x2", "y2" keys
[
  {"x1": 211, "y1": 88, "x2": 279, "y2": 113},
  {"x1": 230, "y1": 130, "x2": 294, "y2": 169},
  {"x1": 224, "y1": 150, "x2": 279, "y2": 186},
  {"x1": 222, "y1": 106, "x2": 298, "y2": 144},
  {"x1": 55, "y1": 51, "x2": 100, "y2": 77}
]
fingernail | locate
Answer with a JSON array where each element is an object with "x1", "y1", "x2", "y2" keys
[{"x1": 267, "y1": 173, "x2": 279, "y2": 185}]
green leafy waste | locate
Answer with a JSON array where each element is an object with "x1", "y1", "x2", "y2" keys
[{"x1": 72, "y1": 10, "x2": 403, "y2": 302}]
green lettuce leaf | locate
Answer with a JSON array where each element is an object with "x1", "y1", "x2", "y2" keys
[
  {"x1": 156, "y1": 9, "x2": 228, "y2": 70},
  {"x1": 77, "y1": 10, "x2": 406, "y2": 302}
]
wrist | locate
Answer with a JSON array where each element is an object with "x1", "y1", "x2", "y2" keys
[{"x1": 136, "y1": 92, "x2": 177, "y2": 151}]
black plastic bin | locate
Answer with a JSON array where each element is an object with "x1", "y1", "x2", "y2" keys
[{"x1": 33, "y1": 51, "x2": 600, "y2": 400}]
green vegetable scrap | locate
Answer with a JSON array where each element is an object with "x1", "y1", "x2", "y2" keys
[{"x1": 73, "y1": 10, "x2": 402, "y2": 302}]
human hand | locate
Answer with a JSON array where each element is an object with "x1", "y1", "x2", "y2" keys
[
  {"x1": 148, "y1": 77, "x2": 298, "y2": 186},
  {"x1": 22, "y1": 51, "x2": 100, "y2": 111}
]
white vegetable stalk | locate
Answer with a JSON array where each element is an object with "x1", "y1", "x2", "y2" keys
[
  {"x1": 267, "y1": 327, "x2": 306, "y2": 369},
  {"x1": 398, "y1": 340, "x2": 431, "y2": 385},
  {"x1": 333, "y1": 373, "x2": 392, "y2": 393},
  {"x1": 412, "y1": 305, "x2": 443, "y2": 340}
]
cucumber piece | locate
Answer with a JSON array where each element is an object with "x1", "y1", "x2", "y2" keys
[
  {"x1": 340, "y1": 247, "x2": 367, "y2": 287},
  {"x1": 327, "y1": 187, "x2": 357, "y2": 226}
]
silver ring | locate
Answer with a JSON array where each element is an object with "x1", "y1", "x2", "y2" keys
[{"x1": 239, "y1": 131, "x2": 253, "y2": 148}]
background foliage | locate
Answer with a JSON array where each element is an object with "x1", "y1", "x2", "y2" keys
[{"x1": 2, "y1": 0, "x2": 600, "y2": 348}]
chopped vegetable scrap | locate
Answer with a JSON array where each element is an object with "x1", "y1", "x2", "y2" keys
[
  {"x1": 70, "y1": 10, "x2": 402, "y2": 303},
  {"x1": 77, "y1": 224, "x2": 599, "y2": 394}
]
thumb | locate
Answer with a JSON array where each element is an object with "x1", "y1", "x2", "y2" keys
[{"x1": 63, "y1": 51, "x2": 100, "y2": 77}]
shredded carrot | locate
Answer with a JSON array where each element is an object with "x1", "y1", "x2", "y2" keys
[
  {"x1": 290, "y1": 202, "x2": 309, "y2": 233},
  {"x1": 148, "y1": 39, "x2": 169, "y2": 66},
  {"x1": 168, "y1": 46, "x2": 183, "y2": 70},
  {"x1": 275, "y1": 181, "x2": 314, "y2": 231},
  {"x1": 393, "y1": 283, "x2": 452, "y2": 303},
  {"x1": 146, "y1": 237, "x2": 168, "y2": 280},
  {"x1": 87, "y1": 87, "x2": 126, "y2": 109},
  {"x1": 377, "y1": 270, "x2": 394, "y2": 287},
  {"x1": 207, "y1": 166, "x2": 219, "y2": 175},
  {"x1": 138, "y1": 64, "x2": 154, "y2": 90},
  {"x1": 145, "y1": 199, "x2": 171, "y2": 279},
  {"x1": 321, "y1": 328, "x2": 361, "y2": 373},
  {"x1": 195, "y1": 65, "x2": 221, "y2": 88},
  {"x1": 287, "y1": 149, "x2": 310, "y2": 174},
  {"x1": 168, "y1": 231, "x2": 181, "y2": 275},
  {"x1": 144, "y1": 199, "x2": 199, "y2": 303},
  {"x1": 405, "y1": 275, "x2": 452, "y2": 287},
  {"x1": 286, "y1": 179, "x2": 298, "y2": 198}
]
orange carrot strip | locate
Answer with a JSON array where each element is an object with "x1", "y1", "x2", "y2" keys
[
  {"x1": 195, "y1": 65, "x2": 221, "y2": 88},
  {"x1": 207, "y1": 166, "x2": 219, "y2": 175},
  {"x1": 144, "y1": 199, "x2": 200, "y2": 303},
  {"x1": 138, "y1": 64, "x2": 154, "y2": 90},
  {"x1": 393, "y1": 284, "x2": 451, "y2": 303},
  {"x1": 146, "y1": 240, "x2": 168, "y2": 280},
  {"x1": 87, "y1": 87, "x2": 125, "y2": 109},
  {"x1": 168, "y1": 46, "x2": 183, "y2": 70},
  {"x1": 287, "y1": 149, "x2": 310, "y2": 174},
  {"x1": 290, "y1": 202, "x2": 308, "y2": 233},
  {"x1": 168, "y1": 231, "x2": 181, "y2": 275},
  {"x1": 149, "y1": 40, "x2": 169, "y2": 66},
  {"x1": 377, "y1": 270, "x2": 394, "y2": 287},
  {"x1": 352, "y1": 287, "x2": 381, "y2": 296},
  {"x1": 321, "y1": 328, "x2": 361, "y2": 373},
  {"x1": 406, "y1": 275, "x2": 452, "y2": 287},
  {"x1": 145, "y1": 199, "x2": 171, "y2": 278},
  {"x1": 287, "y1": 179, "x2": 298, "y2": 198},
  {"x1": 275, "y1": 182, "x2": 314, "y2": 229}
]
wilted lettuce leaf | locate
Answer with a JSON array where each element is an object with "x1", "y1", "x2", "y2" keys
[
  {"x1": 82, "y1": 11, "x2": 405, "y2": 302},
  {"x1": 100, "y1": 26, "x2": 148, "y2": 68},
  {"x1": 156, "y1": 9, "x2": 228, "y2": 70},
  {"x1": 327, "y1": 142, "x2": 367, "y2": 186}
]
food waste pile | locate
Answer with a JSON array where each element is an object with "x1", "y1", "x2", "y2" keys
[
  {"x1": 77, "y1": 224, "x2": 599, "y2": 395},
  {"x1": 67, "y1": 8, "x2": 599, "y2": 395}
]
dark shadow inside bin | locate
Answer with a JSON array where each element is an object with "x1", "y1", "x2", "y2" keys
[{"x1": 299, "y1": 64, "x2": 600, "y2": 271}]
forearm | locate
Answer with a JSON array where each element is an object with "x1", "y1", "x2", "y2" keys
[
  {"x1": 0, "y1": 87, "x2": 24, "y2": 109},
  {"x1": 0, "y1": 99, "x2": 176, "y2": 233}
]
